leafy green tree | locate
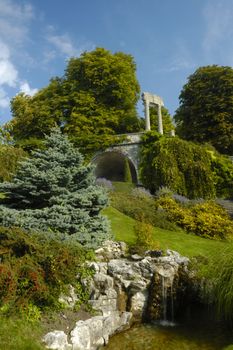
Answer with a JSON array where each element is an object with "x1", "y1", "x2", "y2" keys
[
  {"x1": 0, "y1": 145, "x2": 26, "y2": 181},
  {"x1": 0, "y1": 128, "x2": 111, "y2": 248},
  {"x1": 149, "y1": 106, "x2": 174, "y2": 134},
  {"x1": 174, "y1": 65, "x2": 233, "y2": 154},
  {"x1": 140, "y1": 132, "x2": 216, "y2": 199},
  {"x1": 9, "y1": 48, "x2": 141, "y2": 154}
]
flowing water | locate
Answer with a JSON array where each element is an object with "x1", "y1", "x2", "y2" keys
[{"x1": 102, "y1": 270, "x2": 233, "y2": 349}]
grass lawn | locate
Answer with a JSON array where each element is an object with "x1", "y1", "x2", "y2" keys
[
  {"x1": 0, "y1": 317, "x2": 44, "y2": 350},
  {"x1": 103, "y1": 206, "x2": 229, "y2": 258}
]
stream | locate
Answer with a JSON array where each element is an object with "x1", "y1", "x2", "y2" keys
[{"x1": 102, "y1": 307, "x2": 233, "y2": 350}]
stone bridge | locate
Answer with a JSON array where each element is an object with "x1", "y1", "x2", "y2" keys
[
  {"x1": 92, "y1": 132, "x2": 144, "y2": 184},
  {"x1": 92, "y1": 92, "x2": 174, "y2": 184}
]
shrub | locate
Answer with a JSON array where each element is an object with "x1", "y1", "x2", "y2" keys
[
  {"x1": 124, "y1": 158, "x2": 132, "y2": 183},
  {"x1": 156, "y1": 196, "x2": 196, "y2": 233},
  {"x1": 140, "y1": 133, "x2": 216, "y2": 199},
  {"x1": 96, "y1": 178, "x2": 114, "y2": 190},
  {"x1": 0, "y1": 226, "x2": 93, "y2": 315},
  {"x1": 131, "y1": 216, "x2": 160, "y2": 254},
  {"x1": 110, "y1": 191, "x2": 180, "y2": 232},
  {"x1": 192, "y1": 201, "x2": 233, "y2": 240},
  {"x1": 210, "y1": 152, "x2": 233, "y2": 199},
  {"x1": 201, "y1": 242, "x2": 233, "y2": 322},
  {"x1": 131, "y1": 186, "x2": 153, "y2": 198},
  {"x1": 156, "y1": 197, "x2": 233, "y2": 240}
]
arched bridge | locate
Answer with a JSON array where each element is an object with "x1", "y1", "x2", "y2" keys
[
  {"x1": 92, "y1": 92, "x2": 175, "y2": 184},
  {"x1": 92, "y1": 132, "x2": 144, "y2": 184}
]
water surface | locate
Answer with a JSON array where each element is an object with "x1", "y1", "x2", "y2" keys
[{"x1": 103, "y1": 318, "x2": 233, "y2": 350}]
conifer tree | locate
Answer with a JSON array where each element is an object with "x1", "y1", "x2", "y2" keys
[{"x1": 0, "y1": 128, "x2": 111, "y2": 248}]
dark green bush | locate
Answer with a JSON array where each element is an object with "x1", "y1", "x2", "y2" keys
[
  {"x1": 140, "y1": 133, "x2": 216, "y2": 199},
  {"x1": 210, "y1": 152, "x2": 233, "y2": 199}
]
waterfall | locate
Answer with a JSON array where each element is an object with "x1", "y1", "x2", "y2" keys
[{"x1": 160, "y1": 275, "x2": 175, "y2": 326}]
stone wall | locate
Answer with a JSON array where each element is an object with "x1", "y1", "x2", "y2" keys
[{"x1": 43, "y1": 241, "x2": 192, "y2": 350}]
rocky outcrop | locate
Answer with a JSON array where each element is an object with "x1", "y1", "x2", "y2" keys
[{"x1": 43, "y1": 241, "x2": 191, "y2": 350}]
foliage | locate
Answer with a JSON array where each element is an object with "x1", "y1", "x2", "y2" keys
[
  {"x1": 155, "y1": 196, "x2": 233, "y2": 240},
  {"x1": 0, "y1": 144, "x2": 26, "y2": 182},
  {"x1": 201, "y1": 242, "x2": 233, "y2": 322},
  {"x1": 174, "y1": 65, "x2": 233, "y2": 155},
  {"x1": 131, "y1": 218, "x2": 160, "y2": 255},
  {"x1": 96, "y1": 178, "x2": 114, "y2": 190},
  {"x1": 209, "y1": 150, "x2": 233, "y2": 199},
  {"x1": 124, "y1": 158, "x2": 132, "y2": 183},
  {"x1": 131, "y1": 186, "x2": 153, "y2": 198},
  {"x1": 103, "y1": 206, "x2": 229, "y2": 258},
  {"x1": 0, "y1": 226, "x2": 93, "y2": 315},
  {"x1": 0, "y1": 128, "x2": 111, "y2": 249},
  {"x1": 140, "y1": 133, "x2": 216, "y2": 199},
  {"x1": 149, "y1": 106, "x2": 174, "y2": 134},
  {"x1": 0, "y1": 315, "x2": 44, "y2": 350},
  {"x1": 9, "y1": 48, "x2": 141, "y2": 154},
  {"x1": 110, "y1": 190, "x2": 180, "y2": 232}
]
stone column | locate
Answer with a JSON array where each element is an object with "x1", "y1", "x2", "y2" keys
[
  {"x1": 144, "y1": 100, "x2": 151, "y2": 131},
  {"x1": 158, "y1": 104, "x2": 163, "y2": 135}
]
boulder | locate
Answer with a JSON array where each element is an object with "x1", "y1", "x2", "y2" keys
[{"x1": 43, "y1": 331, "x2": 71, "y2": 350}]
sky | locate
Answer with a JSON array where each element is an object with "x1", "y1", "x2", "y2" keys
[{"x1": 1, "y1": 0, "x2": 233, "y2": 124}]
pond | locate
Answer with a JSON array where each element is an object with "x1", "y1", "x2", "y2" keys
[{"x1": 102, "y1": 308, "x2": 233, "y2": 350}]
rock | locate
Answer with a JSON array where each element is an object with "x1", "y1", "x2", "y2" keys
[
  {"x1": 95, "y1": 240, "x2": 127, "y2": 260},
  {"x1": 70, "y1": 312, "x2": 132, "y2": 350},
  {"x1": 43, "y1": 330, "x2": 71, "y2": 350},
  {"x1": 131, "y1": 254, "x2": 143, "y2": 261},
  {"x1": 70, "y1": 321, "x2": 92, "y2": 350},
  {"x1": 43, "y1": 243, "x2": 192, "y2": 350},
  {"x1": 130, "y1": 290, "x2": 148, "y2": 319},
  {"x1": 59, "y1": 285, "x2": 78, "y2": 308}
]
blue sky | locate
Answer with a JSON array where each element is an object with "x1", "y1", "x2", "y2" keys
[{"x1": 0, "y1": 0, "x2": 233, "y2": 124}]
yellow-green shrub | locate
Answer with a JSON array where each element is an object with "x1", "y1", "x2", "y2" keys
[
  {"x1": 156, "y1": 197, "x2": 233, "y2": 240},
  {"x1": 192, "y1": 201, "x2": 233, "y2": 239},
  {"x1": 156, "y1": 197, "x2": 196, "y2": 232}
]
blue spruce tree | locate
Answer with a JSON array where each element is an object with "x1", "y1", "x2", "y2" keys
[{"x1": 0, "y1": 128, "x2": 111, "y2": 248}]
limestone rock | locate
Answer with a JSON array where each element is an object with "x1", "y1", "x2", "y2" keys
[
  {"x1": 43, "y1": 330, "x2": 71, "y2": 350},
  {"x1": 59, "y1": 285, "x2": 78, "y2": 308},
  {"x1": 95, "y1": 240, "x2": 127, "y2": 260}
]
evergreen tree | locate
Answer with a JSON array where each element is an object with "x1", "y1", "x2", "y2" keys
[{"x1": 0, "y1": 128, "x2": 111, "y2": 248}]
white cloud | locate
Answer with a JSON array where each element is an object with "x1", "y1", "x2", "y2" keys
[
  {"x1": 0, "y1": 88, "x2": 9, "y2": 108},
  {"x1": 47, "y1": 34, "x2": 81, "y2": 57},
  {"x1": 203, "y1": 0, "x2": 233, "y2": 54},
  {"x1": 0, "y1": 60, "x2": 18, "y2": 87},
  {"x1": 0, "y1": 39, "x2": 18, "y2": 87},
  {"x1": 19, "y1": 81, "x2": 37, "y2": 96},
  {"x1": 46, "y1": 27, "x2": 94, "y2": 59},
  {"x1": 0, "y1": 0, "x2": 34, "y2": 46}
]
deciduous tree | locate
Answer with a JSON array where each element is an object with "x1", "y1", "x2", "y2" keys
[
  {"x1": 9, "y1": 48, "x2": 141, "y2": 155},
  {"x1": 174, "y1": 65, "x2": 233, "y2": 154}
]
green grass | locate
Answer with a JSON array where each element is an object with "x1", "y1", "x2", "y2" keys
[
  {"x1": 112, "y1": 181, "x2": 135, "y2": 193},
  {"x1": 0, "y1": 317, "x2": 44, "y2": 350},
  {"x1": 103, "y1": 206, "x2": 229, "y2": 258}
]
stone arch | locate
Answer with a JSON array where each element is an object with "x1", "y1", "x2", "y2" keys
[{"x1": 92, "y1": 150, "x2": 138, "y2": 183}]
